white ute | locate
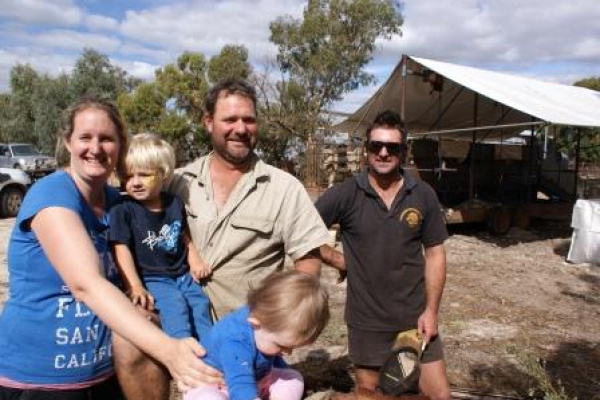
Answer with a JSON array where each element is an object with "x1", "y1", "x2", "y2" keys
[{"x1": 0, "y1": 167, "x2": 31, "y2": 218}]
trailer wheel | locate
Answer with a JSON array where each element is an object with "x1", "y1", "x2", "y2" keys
[
  {"x1": 487, "y1": 207, "x2": 512, "y2": 235},
  {"x1": 513, "y1": 207, "x2": 531, "y2": 229}
]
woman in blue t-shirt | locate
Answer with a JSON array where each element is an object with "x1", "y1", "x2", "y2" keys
[{"x1": 0, "y1": 98, "x2": 211, "y2": 399}]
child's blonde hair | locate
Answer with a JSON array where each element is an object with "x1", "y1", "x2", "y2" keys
[
  {"x1": 122, "y1": 133, "x2": 175, "y2": 182},
  {"x1": 247, "y1": 270, "x2": 330, "y2": 345}
]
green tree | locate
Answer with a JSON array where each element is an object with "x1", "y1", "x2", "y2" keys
[
  {"x1": 208, "y1": 45, "x2": 252, "y2": 84},
  {"x1": 0, "y1": 49, "x2": 137, "y2": 156},
  {"x1": 4, "y1": 64, "x2": 40, "y2": 145},
  {"x1": 555, "y1": 77, "x2": 600, "y2": 163},
  {"x1": 266, "y1": 0, "x2": 403, "y2": 141},
  {"x1": 574, "y1": 76, "x2": 600, "y2": 91},
  {"x1": 156, "y1": 51, "x2": 209, "y2": 125},
  {"x1": 118, "y1": 82, "x2": 166, "y2": 134},
  {"x1": 32, "y1": 74, "x2": 72, "y2": 154},
  {"x1": 0, "y1": 65, "x2": 70, "y2": 153},
  {"x1": 157, "y1": 112, "x2": 196, "y2": 163},
  {"x1": 70, "y1": 48, "x2": 134, "y2": 100}
]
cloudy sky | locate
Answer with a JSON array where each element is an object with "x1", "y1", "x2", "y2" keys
[{"x1": 1, "y1": 0, "x2": 598, "y2": 112}]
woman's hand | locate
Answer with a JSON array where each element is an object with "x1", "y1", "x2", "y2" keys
[{"x1": 162, "y1": 338, "x2": 224, "y2": 392}]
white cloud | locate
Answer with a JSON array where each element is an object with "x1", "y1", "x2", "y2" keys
[
  {"x1": 339, "y1": 0, "x2": 599, "y2": 111},
  {"x1": 118, "y1": 42, "x2": 170, "y2": 63},
  {"x1": 113, "y1": 59, "x2": 159, "y2": 82},
  {"x1": 379, "y1": 0, "x2": 600, "y2": 70},
  {"x1": 0, "y1": 0, "x2": 82, "y2": 26},
  {"x1": 0, "y1": 48, "x2": 75, "y2": 92},
  {"x1": 30, "y1": 30, "x2": 121, "y2": 53},
  {"x1": 0, "y1": 0, "x2": 599, "y2": 106},
  {"x1": 84, "y1": 14, "x2": 119, "y2": 31},
  {"x1": 118, "y1": 0, "x2": 304, "y2": 61}
]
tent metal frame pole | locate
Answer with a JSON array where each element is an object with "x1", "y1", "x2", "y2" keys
[
  {"x1": 527, "y1": 118, "x2": 535, "y2": 204},
  {"x1": 477, "y1": 107, "x2": 514, "y2": 143},
  {"x1": 401, "y1": 54, "x2": 407, "y2": 122},
  {"x1": 427, "y1": 86, "x2": 464, "y2": 132},
  {"x1": 419, "y1": 121, "x2": 545, "y2": 136},
  {"x1": 469, "y1": 92, "x2": 479, "y2": 200},
  {"x1": 574, "y1": 128, "x2": 581, "y2": 199}
]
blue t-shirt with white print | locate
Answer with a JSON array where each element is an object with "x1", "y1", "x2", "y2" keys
[
  {"x1": 0, "y1": 171, "x2": 120, "y2": 384},
  {"x1": 108, "y1": 193, "x2": 188, "y2": 276}
]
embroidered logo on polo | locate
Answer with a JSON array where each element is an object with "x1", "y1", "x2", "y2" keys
[{"x1": 399, "y1": 208, "x2": 422, "y2": 228}]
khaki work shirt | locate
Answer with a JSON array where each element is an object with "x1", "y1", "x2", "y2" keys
[{"x1": 169, "y1": 153, "x2": 330, "y2": 319}]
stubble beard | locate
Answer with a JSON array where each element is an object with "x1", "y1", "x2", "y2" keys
[
  {"x1": 214, "y1": 141, "x2": 255, "y2": 166},
  {"x1": 368, "y1": 157, "x2": 403, "y2": 182}
]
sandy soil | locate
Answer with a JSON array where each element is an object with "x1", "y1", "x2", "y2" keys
[{"x1": 1, "y1": 217, "x2": 599, "y2": 399}]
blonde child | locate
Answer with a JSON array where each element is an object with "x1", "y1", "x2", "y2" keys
[
  {"x1": 184, "y1": 270, "x2": 330, "y2": 400},
  {"x1": 108, "y1": 133, "x2": 212, "y2": 339}
]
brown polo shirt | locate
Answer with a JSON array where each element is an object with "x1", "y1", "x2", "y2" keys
[{"x1": 169, "y1": 153, "x2": 331, "y2": 319}]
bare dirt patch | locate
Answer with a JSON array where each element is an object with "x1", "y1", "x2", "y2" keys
[
  {"x1": 1, "y1": 218, "x2": 599, "y2": 399},
  {"x1": 293, "y1": 221, "x2": 600, "y2": 399}
]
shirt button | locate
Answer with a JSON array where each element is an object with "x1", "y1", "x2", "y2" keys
[{"x1": 208, "y1": 243, "x2": 213, "y2": 247}]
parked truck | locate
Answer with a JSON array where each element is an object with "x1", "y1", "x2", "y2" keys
[{"x1": 0, "y1": 143, "x2": 57, "y2": 180}]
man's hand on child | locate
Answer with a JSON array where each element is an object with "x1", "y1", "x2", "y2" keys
[{"x1": 126, "y1": 286, "x2": 155, "y2": 311}]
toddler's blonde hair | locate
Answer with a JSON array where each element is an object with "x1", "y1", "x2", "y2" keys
[
  {"x1": 247, "y1": 270, "x2": 330, "y2": 345},
  {"x1": 123, "y1": 133, "x2": 175, "y2": 182}
]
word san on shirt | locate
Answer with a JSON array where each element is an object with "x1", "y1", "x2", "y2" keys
[{"x1": 56, "y1": 324, "x2": 100, "y2": 345}]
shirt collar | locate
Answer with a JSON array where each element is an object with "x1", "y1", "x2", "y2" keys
[
  {"x1": 186, "y1": 152, "x2": 270, "y2": 186},
  {"x1": 355, "y1": 168, "x2": 418, "y2": 195}
]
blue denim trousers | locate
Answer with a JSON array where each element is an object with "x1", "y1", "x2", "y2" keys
[{"x1": 144, "y1": 272, "x2": 212, "y2": 340}]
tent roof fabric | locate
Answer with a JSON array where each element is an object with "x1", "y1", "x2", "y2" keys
[{"x1": 334, "y1": 55, "x2": 600, "y2": 140}]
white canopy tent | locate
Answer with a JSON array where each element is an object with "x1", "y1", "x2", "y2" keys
[
  {"x1": 334, "y1": 55, "x2": 600, "y2": 140},
  {"x1": 330, "y1": 55, "x2": 600, "y2": 224}
]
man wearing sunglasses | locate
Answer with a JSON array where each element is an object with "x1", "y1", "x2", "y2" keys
[{"x1": 316, "y1": 110, "x2": 450, "y2": 400}]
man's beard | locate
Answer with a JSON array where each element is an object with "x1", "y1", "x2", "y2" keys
[
  {"x1": 213, "y1": 139, "x2": 255, "y2": 166},
  {"x1": 369, "y1": 157, "x2": 403, "y2": 178}
]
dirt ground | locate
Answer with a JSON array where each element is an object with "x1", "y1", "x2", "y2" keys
[{"x1": 1, "y1": 217, "x2": 599, "y2": 399}]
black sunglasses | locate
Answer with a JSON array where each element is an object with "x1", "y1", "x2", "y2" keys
[{"x1": 366, "y1": 140, "x2": 406, "y2": 156}]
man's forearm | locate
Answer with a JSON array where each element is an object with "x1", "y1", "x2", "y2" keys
[
  {"x1": 424, "y1": 244, "x2": 447, "y2": 313},
  {"x1": 319, "y1": 244, "x2": 346, "y2": 272},
  {"x1": 294, "y1": 249, "x2": 322, "y2": 276}
]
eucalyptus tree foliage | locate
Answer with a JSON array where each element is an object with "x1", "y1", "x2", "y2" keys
[
  {"x1": 208, "y1": 44, "x2": 252, "y2": 85},
  {"x1": 118, "y1": 82, "x2": 167, "y2": 134},
  {"x1": 0, "y1": 49, "x2": 137, "y2": 155},
  {"x1": 70, "y1": 48, "x2": 135, "y2": 100},
  {"x1": 265, "y1": 0, "x2": 403, "y2": 141},
  {"x1": 2, "y1": 64, "x2": 40, "y2": 145},
  {"x1": 554, "y1": 77, "x2": 600, "y2": 162},
  {"x1": 574, "y1": 76, "x2": 600, "y2": 92},
  {"x1": 156, "y1": 51, "x2": 209, "y2": 127},
  {"x1": 32, "y1": 74, "x2": 71, "y2": 154}
]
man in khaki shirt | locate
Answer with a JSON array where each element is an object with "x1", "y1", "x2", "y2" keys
[
  {"x1": 170, "y1": 153, "x2": 330, "y2": 319},
  {"x1": 112, "y1": 78, "x2": 331, "y2": 399}
]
